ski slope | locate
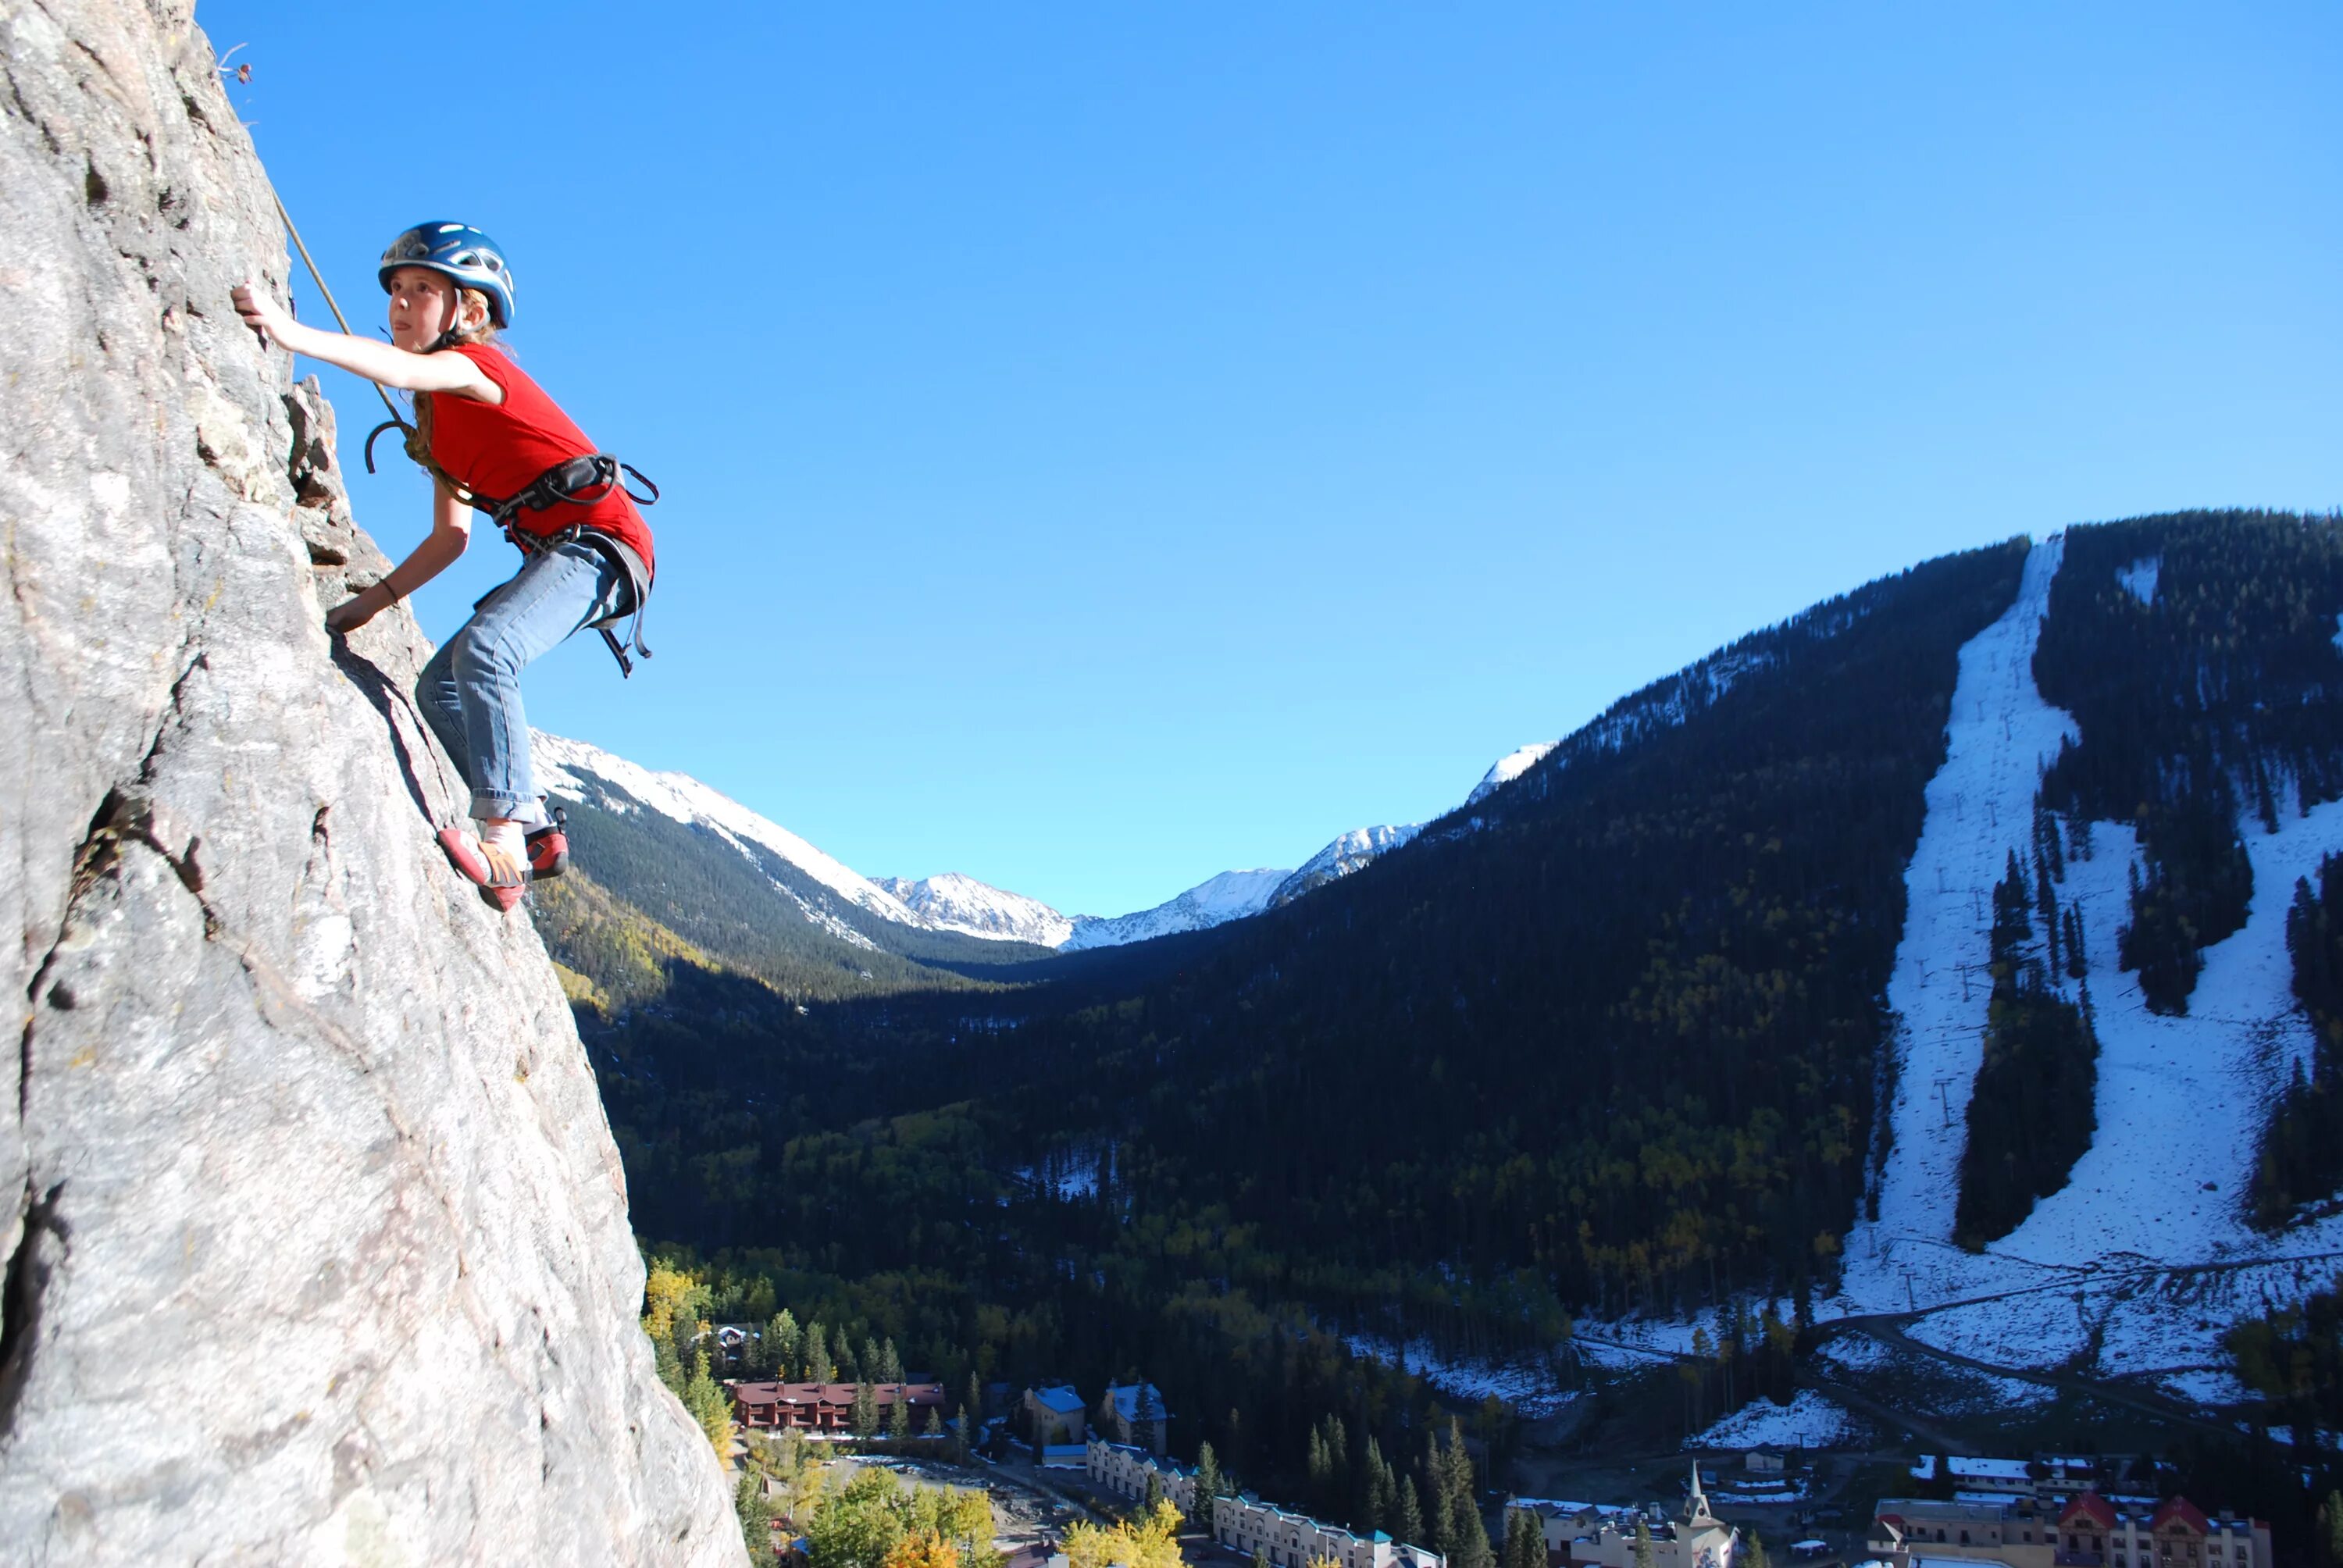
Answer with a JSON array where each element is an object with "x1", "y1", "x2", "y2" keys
[
  {"x1": 1858, "y1": 534, "x2": 2079, "y2": 1251},
  {"x1": 1835, "y1": 533, "x2": 2343, "y2": 1388}
]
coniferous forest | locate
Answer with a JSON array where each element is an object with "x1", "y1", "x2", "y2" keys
[
  {"x1": 2256, "y1": 853, "x2": 2343, "y2": 1227},
  {"x1": 537, "y1": 537, "x2": 2024, "y2": 1477},
  {"x1": 533, "y1": 512, "x2": 2343, "y2": 1519}
]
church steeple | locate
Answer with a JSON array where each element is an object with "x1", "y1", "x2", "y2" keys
[{"x1": 1684, "y1": 1464, "x2": 1714, "y2": 1525}]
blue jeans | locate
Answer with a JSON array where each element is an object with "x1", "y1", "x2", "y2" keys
[{"x1": 416, "y1": 540, "x2": 627, "y2": 826}]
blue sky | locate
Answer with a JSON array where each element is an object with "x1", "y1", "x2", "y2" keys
[{"x1": 205, "y1": 2, "x2": 2343, "y2": 917}]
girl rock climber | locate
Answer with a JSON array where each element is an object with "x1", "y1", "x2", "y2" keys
[{"x1": 234, "y1": 221, "x2": 656, "y2": 911}]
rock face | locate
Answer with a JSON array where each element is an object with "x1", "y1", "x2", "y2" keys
[{"x1": 0, "y1": 4, "x2": 745, "y2": 1563}]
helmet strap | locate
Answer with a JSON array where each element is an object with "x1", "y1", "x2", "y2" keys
[{"x1": 425, "y1": 281, "x2": 476, "y2": 353}]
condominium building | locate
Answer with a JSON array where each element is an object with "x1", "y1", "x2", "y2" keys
[
  {"x1": 1211, "y1": 1491, "x2": 1444, "y2": 1568},
  {"x1": 726, "y1": 1380, "x2": 945, "y2": 1434},
  {"x1": 1103, "y1": 1381, "x2": 1172, "y2": 1455},
  {"x1": 1087, "y1": 1439, "x2": 1197, "y2": 1513},
  {"x1": 1868, "y1": 1492, "x2": 2270, "y2": 1568},
  {"x1": 1025, "y1": 1385, "x2": 1088, "y2": 1447}
]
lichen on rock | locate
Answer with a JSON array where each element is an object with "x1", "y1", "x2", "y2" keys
[{"x1": 0, "y1": 3, "x2": 744, "y2": 1562}]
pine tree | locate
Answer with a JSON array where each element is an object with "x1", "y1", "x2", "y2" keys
[
  {"x1": 1320, "y1": 1416, "x2": 1350, "y2": 1522},
  {"x1": 1504, "y1": 1510, "x2": 1544, "y2": 1568},
  {"x1": 880, "y1": 1337, "x2": 904, "y2": 1384},
  {"x1": 1396, "y1": 1477, "x2": 1425, "y2": 1548},
  {"x1": 1363, "y1": 1437, "x2": 1393, "y2": 1535},
  {"x1": 1632, "y1": 1520, "x2": 1656, "y2": 1568},
  {"x1": 2319, "y1": 1491, "x2": 2343, "y2": 1568},
  {"x1": 686, "y1": 1349, "x2": 732, "y2": 1456},
  {"x1": 2037, "y1": 848, "x2": 2061, "y2": 974},
  {"x1": 1193, "y1": 1442, "x2": 1224, "y2": 1519},
  {"x1": 1145, "y1": 1470, "x2": 1167, "y2": 1516},
  {"x1": 1744, "y1": 1532, "x2": 1771, "y2": 1568},
  {"x1": 804, "y1": 1323, "x2": 833, "y2": 1383},
  {"x1": 769, "y1": 1310, "x2": 801, "y2": 1380},
  {"x1": 1425, "y1": 1435, "x2": 1453, "y2": 1553},
  {"x1": 852, "y1": 1380, "x2": 880, "y2": 1439},
  {"x1": 1448, "y1": 1492, "x2": 1492, "y2": 1568},
  {"x1": 889, "y1": 1391, "x2": 911, "y2": 1441},
  {"x1": 925, "y1": 1404, "x2": 944, "y2": 1441}
]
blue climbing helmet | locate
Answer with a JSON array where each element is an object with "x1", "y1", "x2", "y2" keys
[{"x1": 378, "y1": 221, "x2": 515, "y2": 329}]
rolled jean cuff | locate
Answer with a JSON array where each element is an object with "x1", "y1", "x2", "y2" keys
[{"x1": 470, "y1": 791, "x2": 551, "y2": 828}]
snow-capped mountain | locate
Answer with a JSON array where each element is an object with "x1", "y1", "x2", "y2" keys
[
  {"x1": 1061, "y1": 869, "x2": 1293, "y2": 951},
  {"x1": 1467, "y1": 741, "x2": 1558, "y2": 805},
  {"x1": 531, "y1": 725, "x2": 1624, "y2": 960},
  {"x1": 870, "y1": 872, "x2": 1075, "y2": 948},
  {"x1": 533, "y1": 730, "x2": 921, "y2": 948},
  {"x1": 1269, "y1": 824, "x2": 1422, "y2": 907}
]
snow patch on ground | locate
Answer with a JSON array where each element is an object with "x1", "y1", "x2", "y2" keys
[
  {"x1": 2119, "y1": 556, "x2": 2161, "y2": 606},
  {"x1": 1343, "y1": 1333, "x2": 1581, "y2": 1417},
  {"x1": 1689, "y1": 1390, "x2": 1856, "y2": 1451},
  {"x1": 779, "y1": 882, "x2": 883, "y2": 953},
  {"x1": 1814, "y1": 1334, "x2": 1894, "y2": 1373}
]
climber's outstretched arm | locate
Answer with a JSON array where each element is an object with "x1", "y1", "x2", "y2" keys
[
  {"x1": 326, "y1": 482, "x2": 472, "y2": 633},
  {"x1": 232, "y1": 280, "x2": 498, "y2": 401}
]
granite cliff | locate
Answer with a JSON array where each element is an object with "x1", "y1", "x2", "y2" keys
[{"x1": 0, "y1": 2, "x2": 744, "y2": 1560}]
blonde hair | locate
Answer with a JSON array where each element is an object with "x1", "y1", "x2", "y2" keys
[{"x1": 448, "y1": 286, "x2": 500, "y2": 347}]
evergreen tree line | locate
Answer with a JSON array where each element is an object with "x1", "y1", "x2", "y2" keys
[
  {"x1": 982, "y1": 540, "x2": 2027, "y2": 1322},
  {"x1": 2252, "y1": 853, "x2": 2343, "y2": 1226},
  {"x1": 1953, "y1": 845, "x2": 2099, "y2": 1248},
  {"x1": 2037, "y1": 512, "x2": 2343, "y2": 1016},
  {"x1": 1299, "y1": 1413, "x2": 1492, "y2": 1568},
  {"x1": 551, "y1": 540, "x2": 2026, "y2": 1471},
  {"x1": 2218, "y1": 1273, "x2": 2343, "y2": 1566}
]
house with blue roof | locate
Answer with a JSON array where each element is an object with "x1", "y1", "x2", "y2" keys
[
  {"x1": 1023, "y1": 1384, "x2": 1088, "y2": 1449},
  {"x1": 1101, "y1": 1380, "x2": 1171, "y2": 1455}
]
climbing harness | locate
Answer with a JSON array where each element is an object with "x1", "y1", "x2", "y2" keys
[
  {"x1": 362, "y1": 433, "x2": 662, "y2": 678},
  {"x1": 469, "y1": 454, "x2": 661, "y2": 678}
]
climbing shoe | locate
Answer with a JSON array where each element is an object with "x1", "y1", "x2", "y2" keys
[
  {"x1": 526, "y1": 808, "x2": 569, "y2": 881},
  {"x1": 437, "y1": 826, "x2": 529, "y2": 913}
]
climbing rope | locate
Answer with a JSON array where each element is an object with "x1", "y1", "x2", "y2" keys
[
  {"x1": 270, "y1": 192, "x2": 469, "y2": 825},
  {"x1": 272, "y1": 192, "x2": 470, "y2": 491},
  {"x1": 273, "y1": 191, "x2": 406, "y2": 433}
]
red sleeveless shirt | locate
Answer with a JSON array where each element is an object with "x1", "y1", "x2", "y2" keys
[{"x1": 426, "y1": 344, "x2": 655, "y2": 578}]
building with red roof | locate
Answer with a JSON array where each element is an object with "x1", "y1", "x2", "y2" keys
[
  {"x1": 1868, "y1": 1490, "x2": 2270, "y2": 1568},
  {"x1": 726, "y1": 1380, "x2": 945, "y2": 1434}
]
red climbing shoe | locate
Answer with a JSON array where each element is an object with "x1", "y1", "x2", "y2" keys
[
  {"x1": 526, "y1": 810, "x2": 569, "y2": 881},
  {"x1": 437, "y1": 827, "x2": 529, "y2": 912}
]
